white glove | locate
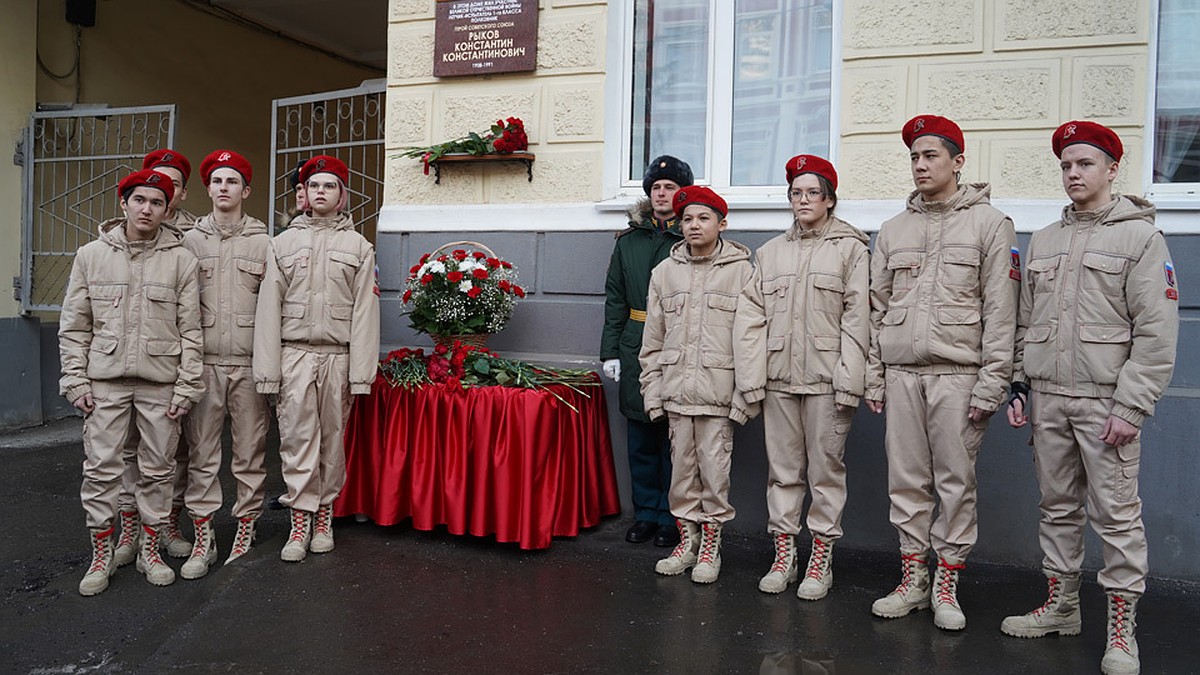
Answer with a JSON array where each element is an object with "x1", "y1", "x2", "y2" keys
[{"x1": 602, "y1": 359, "x2": 621, "y2": 382}]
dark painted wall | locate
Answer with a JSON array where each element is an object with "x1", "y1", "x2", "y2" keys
[
  {"x1": 377, "y1": 229, "x2": 1200, "y2": 583},
  {"x1": 0, "y1": 317, "x2": 43, "y2": 429}
]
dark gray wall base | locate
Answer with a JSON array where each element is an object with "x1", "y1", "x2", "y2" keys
[{"x1": 0, "y1": 317, "x2": 44, "y2": 430}]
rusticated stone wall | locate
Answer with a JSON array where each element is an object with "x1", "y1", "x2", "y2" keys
[
  {"x1": 839, "y1": 0, "x2": 1151, "y2": 200},
  {"x1": 385, "y1": 1, "x2": 607, "y2": 206}
]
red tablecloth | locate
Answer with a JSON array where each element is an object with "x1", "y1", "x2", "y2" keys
[{"x1": 335, "y1": 373, "x2": 621, "y2": 549}]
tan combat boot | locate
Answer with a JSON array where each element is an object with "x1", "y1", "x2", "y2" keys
[
  {"x1": 310, "y1": 503, "x2": 335, "y2": 554},
  {"x1": 690, "y1": 522, "x2": 723, "y2": 584},
  {"x1": 281, "y1": 508, "x2": 312, "y2": 562},
  {"x1": 163, "y1": 505, "x2": 191, "y2": 558},
  {"x1": 224, "y1": 517, "x2": 256, "y2": 565},
  {"x1": 932, "y1": 557, "x2": 967, "y2": 631},
  {"x1": 757, "y1": 532, "x2": 797, "y2": 593},
  {"x1": 180, "y1": 515, "x2": 217, "y2": 580},
  {"x1": 1000, "y1": 569, "x2": 1082, "y2": 638},
  {"x1": 112, "y1": 510, "x2": 140, "y2": 567},
  {"x1": 1101, "y1": 592, "x2": 1140, "y2": 675},
  {"x1": 655, "y1": 520, "x2": 701, "y2": 576},
  {"x1": 796, "y1": 535, "x2": 834, "y2": 601},
  {"x1": 871, "y1": 552, "x2": 931, "y2": 618},
  {"x1": 79, "y1": 526, "x2": 115, "y2": 596},
  {"x1": 135, "y1": 525, "x2": 176, "y2": 586}
]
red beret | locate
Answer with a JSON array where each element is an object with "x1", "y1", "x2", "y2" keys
[
  {"x1": 1052, "y1": 120, "x2": 1123, "y2": 162},
  {"x1": 673, "y1": 186, "x2": 727, "y2": 219},
  {"x1": 785, "y1": 154, "x2": 838, "y2": 191},
  {"x1": 118, "y1": 169, "x2": 175, "y2": 203},
  {"x1": 200, "y1": 149, "x2": 253, "y2": 185},
  {"x1": 142, "y1": 149, "x2": 191, "y2": 184},
  {"x1": 300, "y1": 155, "x2": 349, "y2": 186},
  {"x1": 902, "y1": 115, "x2": 965, "y2": 152}
]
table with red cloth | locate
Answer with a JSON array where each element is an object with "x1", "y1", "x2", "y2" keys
[{"x1": 334, "y1": 372, "x2": 622, "y2": 549}]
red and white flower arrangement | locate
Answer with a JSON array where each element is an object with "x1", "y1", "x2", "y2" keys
[
  {"x1": 402, "y1": 247, "x2": 524, "y2": 336},
  {"x1": 400, "y1": 117, "x2": 529, "y2": 175}
]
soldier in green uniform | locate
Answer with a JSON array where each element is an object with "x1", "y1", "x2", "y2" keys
[{"x1": 601, "y1": 155, "x2": 693, "y2": 547}]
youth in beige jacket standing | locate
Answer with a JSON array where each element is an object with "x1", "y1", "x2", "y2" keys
[
  {"x1": 737, "y1": 155, "x2": 870, "y2": 600},
  {"x1": 113, "y1": 149, "x2": 200, "y2": 565},
  {"x1": 61, "y1": 169, "x2": 204, "y2": 595},
  {"x1": 865, "y1": 115, "x2": 1019, "y2": 631},
  {"x1": 178, "y1": 150, "x2": 271, "y2": 579},
  {"x1": 640, "y1": 186, "x2": 759, "y2": 585},
  {"x1": 1000, "y1": 122, "x2": 1178, "y2": 675},
  {"x1": 254, "y1": 155, "x2": 380, "y2": 563}
]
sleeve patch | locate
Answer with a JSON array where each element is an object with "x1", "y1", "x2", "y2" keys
[
  {"x1": 1167, "y1": 288, "x2": 1179, "y2": 301},
  {"x1": 1165, "y1": 261, "x2": 1176, "y2": 287}
]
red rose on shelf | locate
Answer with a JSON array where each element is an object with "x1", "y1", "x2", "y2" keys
[
  {"x1": 434, "y1": 344, "x2": 449, "y2": 356},
  {"x1": 446, "y1": 271, "x2": 464, "y2": 283},
  {"x1": 472, "y1": 268, "x2": 488, "y2": 280},
  {"x1": 467, "y1": 286, "x2": 483, "y2": 298}
]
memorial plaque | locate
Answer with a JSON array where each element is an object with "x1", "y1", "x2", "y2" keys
[{"x1": 434, "y1": 0, "x2": 538, "y2": 77}]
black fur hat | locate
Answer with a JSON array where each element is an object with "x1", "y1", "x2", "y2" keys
[{"x1": 642, "y1": 155, "x2": 694, "y2": 195}]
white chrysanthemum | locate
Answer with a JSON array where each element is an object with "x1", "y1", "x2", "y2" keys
[
  {"x1": 428, "y1": 260, "x2": 446, "y2": 274},
  {"x1": 458, "y1": 280, "x2": 474, "y2": 294}
]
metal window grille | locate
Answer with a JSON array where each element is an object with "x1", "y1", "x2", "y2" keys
[
  {"x1": 268, "y1": 81, "x2": 385, "y2": 242},
  {"x1": 20, "y1": 105, "x2": 176, "y2": 312}
]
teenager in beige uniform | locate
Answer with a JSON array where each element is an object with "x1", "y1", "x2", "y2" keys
[
  {"x1": 1000, "y1": 122, "x2": 1178, "y2": 675},
  {"x1": 865, "y1": 115, "x2": 1019, "y2": 630},
  {"x1": 255, "y1": 154, "x2": 380, "y2": 562},
  {"x1": 738, "y1": 155, "x2": 869, "y2": 599},
  {"x1": 177, "y1": 150, "x2": 272, "y2": 579},
  {"x1": 62, "y1": 169, "x2": 204, "y2": 595},
  {"x1": 113, "y1": 149, "x2": 199, "y2": 566},
  {"x1": 640, "y1": 186, "x2": 759, "y2": 584}
]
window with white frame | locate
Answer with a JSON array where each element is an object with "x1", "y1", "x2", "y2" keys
[
  {"x1": 626, "y1": 0, "x2": 834, "y2": 190},
  {"x1": 1152, "y1": 0, "x2": 1200, "y2": 193}
]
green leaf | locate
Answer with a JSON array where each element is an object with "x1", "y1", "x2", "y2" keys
[
  {"x1": 494, "y1": 370, "x2": 511, "y2": 385},
  {"x1": 473, "y1": 359, "x2": 491, "y2": 375}
]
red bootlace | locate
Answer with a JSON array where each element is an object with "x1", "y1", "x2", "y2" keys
[
  {"x1": 805, "y1": 538, "x2": 829, "y2": 580},
  {"x1": 935, "y1": 558, "x2": 965, "y2": 605},
  {"x1": 142, "y1": 525, "x2": 165, "y2": 565},
  {"x1": 117, "y1": 511, "x2": 139, "y2": 548},
  {"x1": 697, "y1": 524, "x2": 718, "y2": 564},
  {"x1": 670, "y1": 521, "x2": 690, "y2": 557},
  {"x1": 313, "y1": 505, "x2": 332, "y2": 536},
  {"x1": 88, "y1": 526, "x2": 114, "y2": 572},
  {"x1": 1109, "y1": 595, "x2": 1131, "y2": 653},
  {"x1": 770, "y1": 533, "x2": 792, "y2": 573},
  {"x1": 288, "y1": 511, "x2": 308, "y2": 543},
  {"x1": 1033, "y1": 576, "x2": 1061, "y2": 617},
  {"x1": 893, "y1": 553, "x2": 925, "y2": 593},
  {"x1": 166, "y1": 508, "x2": 185, "y2": 542},
  {"x1": 230, "y1": 518, "x2": 254, "y2": 555},
  {"x1": 191, "y1": 516, "x2": 210, "y2": 558}
]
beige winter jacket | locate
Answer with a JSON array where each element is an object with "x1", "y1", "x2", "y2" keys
[
  {"x1": 1013, "y1": 195, "x2": 1179, "y2": 428},
  {"x1": 253, "y1": 213, "x2": 380, "y2": 395},
  {"x1": 162, "y1": 207, "x2": 199, "y2": 236},
  {"x1": 866, "y1": 183, "x2": 1019, "y2": 411},
  {"x1": 737, "y1": 216, "x2": 871, "y2": 407},
  {"x1": 59, "y1": 218, "x2": 204, "y2": 408},
  {"x1": 182, "y1": 214, "x2": 271, "y2": 366},
  {"x1": 639, "y1": 239, "x2": 759, "y2": 424}
]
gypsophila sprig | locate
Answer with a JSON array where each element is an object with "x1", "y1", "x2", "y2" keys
[{"x1": 402, "y1": 247, "x2": 524, "y2": 336}]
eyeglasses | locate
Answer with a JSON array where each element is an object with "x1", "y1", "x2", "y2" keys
[{"x1": 788, "y1": 189, "x2": 826, "y2": 201}]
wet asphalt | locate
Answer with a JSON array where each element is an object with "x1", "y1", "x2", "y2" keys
[{"x1": 2, "y1": 418, "x2": 1198, "y2": 675}]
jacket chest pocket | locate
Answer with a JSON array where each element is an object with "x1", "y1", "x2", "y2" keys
[
  {"x1": 887, "y1": 252, "x2": 923, "y2": 296},
  {"x1": 197, "y1": 260, "x2": 217, "y2": 291},
  {"x1": 280, "y1": 252, "x2": 310, "y2": 282},
  {"x1": 328, "y1": 249, "x2": 361, "y2": 290},
  {"x1": 1081, "y1": 251, "x2": 1128, "y2": 295},
  {"x1": 810, "y1": 273, "x2": 845, "y2": 314},
  {"x1": 144, "y1": 285, "x2": 178, "y2": 322},
  {"x1": 89, "y1": 283, "x2": 126, "y2": 322},
  {"x1": 1026, "y1": 257, "x2": 1060, "y2": 294},
  {"x1": 235, "y1": 258, "x2": 265, "y2": 295},
  {"x1": 764, "y1": 276, "x2": 792, "y2": 314},
  {"x1": 701, "y1": 292, "x2": 738, "y2": 352},
  {"x1": 659, "y1": 293, "x2": 687, "y2": 347},
  {"x1": 940, "y1": 246, "x2": 981, "y2": 289}
]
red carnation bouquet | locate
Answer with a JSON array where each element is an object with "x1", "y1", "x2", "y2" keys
[
  {"x1": 402, "y1": 246, "x2": 524, "y2": 336},
  {"x1": 400, "y1": 118, "x2": 529, "y2": 175}
]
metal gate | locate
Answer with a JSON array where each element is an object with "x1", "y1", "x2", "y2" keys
[
  {"x1": 268, "y1": 80, "x2": 385, "y2": 241},
  {"x1": 20, "y1": 104, "x2": 177, "y2": 312}
]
